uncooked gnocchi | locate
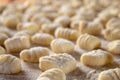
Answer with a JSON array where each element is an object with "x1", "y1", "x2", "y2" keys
[
  {"x1": 36, "y1": 68, "x2": 66, "y2": 80},
  {"x1": 81, "y1": 49, "x2": 114, "y2": 67},
  {"x1": 4, "y1": 36, "x2": 30, "y2": 53},
  {"x1": 79, "y1": 20, "x2": 102, "y2": 35},
  {"x1": 54, "y1": 16, "x2": 71, "y2": 28},
  {"x1": 0, "y1": 33, "x2": 8, "y2": 46},
  {"x1": 39, "y1": 53, "x2": 77, "y2": 73},
  {"x1": 32, "y1": 33, "x2": 54, "y2": 46},
  {"x1": 17, "y1": 22, "x2": 40, "y2": 35},
  {"x1": 50, "y1": 38, "x2": 74, "y2": 53},
  {"x1": 0, "y1": 46, "x2": 5, "y2": 54},
  {"x1": 76, "y1": 34, "x2": 101, "y2": 50},
  {"x1": 107, "y1": 40, "x2": 120, "y2": 54},
  {"x1": 0, "y1": 54, "x2": 21, "y2": 74},
  {"x1": 20, "y1": 47, "x2": 50, "y2": 63},
  {"x1": 104, "y1": 18, "x2": 120, "y2": 40},
  {"x1": 98, "y1": 68, "x2": 120, "y2": 80},
  {"x1": 55, "y1": 28, "x2": 80, "y2": 41}
]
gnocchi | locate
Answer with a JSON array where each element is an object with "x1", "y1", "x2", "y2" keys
[
  {"x1": 36, "y1": 68, "x2": 66, "y2": 80},
  {"x1": 20, "y1": 47, "x2": 50, "y2": 63},
  {"x1": 0, "y1": 46, "x2": 5, "y2": 54},
  {"x1": 4, "y1": 36, "x2": 30, "y2": 53},
  {"x1": 0, "y1": 33, "x2": 8, "y2": 46},
  {"x1": 76, "y1": 34, "x2": 101, "y2": 50},
  {"x1": 39, "y1": 53, "x2": 77, "y2": 73},
  {"x1": 50, "y1": 38, "x2": 74, "y2": 53},
  {"x1": 81, "y1": 49, "x2": 114, "y2": 67}
]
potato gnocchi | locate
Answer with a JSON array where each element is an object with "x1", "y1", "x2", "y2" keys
[
  {"x1": 107, "y1": 40, "x2": 120, "y2": 54},
  {"x1": 0, "y1": 33, "x2": 8, "y2": 46},
  {"x1": 0, "y1": 46, "x2": 5, "y2": 54},
  {"x1": 98, "y1": 68, "x2": 120, "y2": 80},
  {"x1": 20, "y1": 47, "x2": 50, "y2": 63},
  {"x1": 50, "y1": 38, "x2": 74, "y2": 53},
  {"x1": 4, "y1": 36, "x2": 30, "y2": 53},
  {"x1": 0, "y1": 54, "x2": 21, "y2": 74},
  {"x1": 36, "y1": 68, "x2": 66, "y2": 80},
  {"x1": 76, "y1": 34, "x2": 101, "y2": 50},
  {"x1": 39, "y1": 53, "x2": 77, "y2": 73},
  {"x1": 32, "y1": 33, "x2": 54, "y2": 46},
  {"x1": 55, "y1": 28, "x2": 80, "y2": 41},
  {"x1": 81, "y1": 49, "x2": 114, "y2": 67}
]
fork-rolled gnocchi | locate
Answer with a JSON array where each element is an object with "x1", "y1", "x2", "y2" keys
[
  {"x1": 55, "y1": 28, "x2": 80, "y2": 41},
  {"x1": 0, "y1": 46, "x2": 5, "y2": 54},
  {"x1": 81, "y1": 49, "x2": 114, "y2": 67},
  {"x1": 76, "y1": 34, "x2": 101, "y2": 50},
  {"x1": 0, "y1": 33, "x2": 8, "y2": 46},
  {"x1": 36, "y1": 68, "x2": 66, "y2": 80},
  {"x1": 50, "y1": 38, "x2": 74, "y2": 53},
  {"x1": 20, "y1": 47, "x2": 50, "y2": 63},
  {"x1": 39, "y1": 53, "x2": 77, "y2": 73}
]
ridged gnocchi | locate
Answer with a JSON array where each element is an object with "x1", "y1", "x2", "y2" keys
[
  {"x1": 104, "y1": 18, "x2": 120, "y2": 40},
  {"x1": 17, "y1": 22, "x2": 40, "y2": 35},
  {"x1": 107, "y1": 40, "x2": 120, "y2": 54},
  {"x1": 81, "y1": 49, "x2": 114, "y2": 67},
  {"x1": 79, "y1": 20, "x2": 102, "y2": 35},
  {"x1": 50, "y1": 38, "x2": 74, "y2": 53},
  {"x1": 20, "y1": 47, "x2": 50, "y2": 63},
  {"x1": 0, "y1": 54, "x2": 21, "y2": 74},
  {"x1": 98, "y1": 68, "x2": 120, "y2": 80},
  {"x1": 36, "y1": 68, "x2": 66, "y2": 80},
  {"x1": 0, "y1": 33, "x2": 8, "y2": 46},
  {"x1": 0, "y1": 46, "x2": 5, "y2": 54},
  {"x1": 76, "y1": 34, "x2": 101, "y2": 50},
  {"x1": 32, "y1": 33, "x2": 54, "y2": 46},
  {"x1": 4, "y1": 36, "x2": 30, "y2": 53},
  {"x1": 55, "y1": 28, "x2": 80, "y2": 41},
  {"x1": 39, "y1": 53, "x2": 77, "y2": 73}
]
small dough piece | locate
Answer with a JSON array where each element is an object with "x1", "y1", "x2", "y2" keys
[
  {"x1": 4, "y1": 36, "x2": 30, "y2": 53},
  {"x1": 41, "y1": 23, "x2": 61, "y2": 35},
  {"x1": 81, "y1": 49, "x2": 114, "y2": 67},
  {"x1": 54, "y1": 16, "x2": 71, "y2": 27},
  {"x1": 17, "y1": 22, "x2": 40, "y2": 34},
  {"x1": 107, "y1": 40, "x2": 120, "y2": 54},
  {"x1": 36, "y1": 68, "x2": 66, "y2": 80},
  {"x1": 32, "y1": 33, "x2": 54, "y2": 46},
  {"x1": 79, "y1": 20, "x2": 102, "y2": 35},
  {"x1": 14, "y1": 31, "x2": 31, "y2": 38},
  {"x1": 39, "y1": 53, "x2": 77, "y2": 73},
  {"x1": 98, "y1": 68, "x2": 120, "y2": 80},
  {"x1": 55, "y1": 28, "x2": 80, "y2": 41},
  {"x1": 0, "y1": 46, "x2": 5, "y2": 54},
  {"x1": 0, "y1": 54, "x2": 21, "y2": 74},
  {"x1": 0, "y1": 33, "x2": 8, "y2": 46},
  {"x1": 50, "y1": 38, "x2": 74, "y2": 53},
  {"x1": 20, "y1": 47, "x2": 50, "y2": 63},
  {"x1": 76, "y1": 34, "x2": 101, "y2": 50},
  {"x1": 104, "y1": 18, "x2": 120, "y2": 41},
  {"x1": 70, "y1": 20, "x2": 80, "y2": 30}
]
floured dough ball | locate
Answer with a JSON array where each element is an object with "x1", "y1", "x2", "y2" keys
[
  {"x1": 41, "y1": 23, "x2": 61, "y2": 35},
  {"x1": 98, "y1": 68, "x2": 120, "y2": 80},
  {"x1": 3, "y1": 15, "x2": 21, "y2": 29},
  {"x1": 54, "y1": 16, "x2": 71, "y2": 28},
  {"x1": 50, "y1": 38, "x2": 74, "y2": 53},
  {"x1": 81, "y1": 49, "x2": 114, "y2": 67},
  {"x1": 20, "y1": 47, "x2": 50, "y2": 63},
  {"x1": 0, "y1": 54, "x2": 21, "y2": 74},
  {"x1": 55, "y1": 28, "x2": 80, "y2": 41},
  {"x1": 0, "y1": 46, "x2": 5, "y2": 54},
  {"x1": 32, "y1": 33, "x2": 54, "y2": 46},
  {"x1": 104, "y1": 18, "x2": 120, "y2": 41},
  {"x1": 36, "y1": 68, "x2": 66, "y2": 80},
  {"x1": 76, "y1": 34, "x2": 101, "y2": 50},
  {"x1": 79, "y1": 20, "x2": 102, "y2": 35},
  {"x1": 17, "y1": 22, "x2": 40, "y2": 35},
  {"x1": 107, "y1": 40, "x2": 120, "y2": 54},
  {"x1": 0, "y1": 33, "x2": 9, "y2": 46},
  {"x1": 4, "y1": 36, "x2": 30, "y2": 53},
  {"x1": 39, "y1": 53, "x2": 77, "y2": 73}
]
